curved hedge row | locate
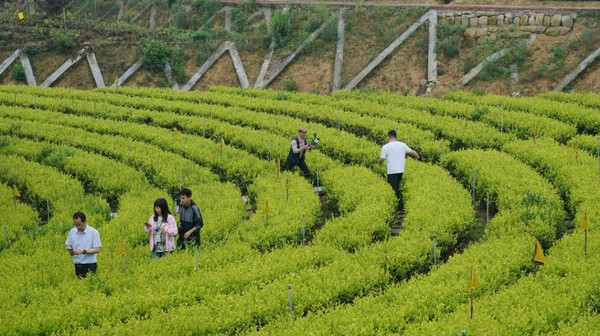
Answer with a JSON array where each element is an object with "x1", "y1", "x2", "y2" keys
[
  {"x1": 444, "y1": 91, "x2": 600, "y2": 134},
  {"x1": 334, "y1": 89, "x2": 577, "y2": 143},
  {"x1": 444, "y1": 149, "x2": 565, "y2": 248}
]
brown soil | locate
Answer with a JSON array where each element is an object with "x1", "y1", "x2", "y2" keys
[
  {"x1": 194, "y1": 51, "x2": 243, "y2": 91},
  {"x1": 94, "y1": 44, "x2": 140, "y2": 86},
  {"x1": 341, "y1": 7, "x2": 426, "y2": 85},
  {"x1": 270, "y1": 48, "x2": 336, "y2": 93},
  {"x1": 572, "y1": 57, "x2": 600, "y2": 91},
  {"x1": 358, "y1": 29, "x2": 429, "y2": 95},
  {"x1": 2, "y1": 2, "x2": 599, "y2": 95},
  {"x1": 433, "y1": 15, "x2": 600, "y2": 96},
  {"x1": 0, "y1": 61, "x2": 21, "y2": 86},
  {"x1": 239, "y1": 50, "x2": 265, "y2": 87},
  {"x1": 28, "y1": 52, "x2": 71, "y2": 84},
  {"x1": 53, "y1": 55, "x2": 97, "y2": 90}
]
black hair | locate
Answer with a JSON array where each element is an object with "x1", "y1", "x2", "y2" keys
[
  {"x1": 388, "y1": 130, "x2": 397, "y2": 138},
  {"x1": 179, "y1": 188, "x2": 192, "y2": 197},
  {"x1": 73, "y1": 211, "x2": 87, "y2": 223},
  {"x1": 153, "y1": 198, "x2": 171, "y2": 223}
]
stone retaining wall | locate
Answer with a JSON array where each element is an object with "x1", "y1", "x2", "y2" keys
[{"x1": 439, "y1": 11, "x2": 576, "y2": 45}]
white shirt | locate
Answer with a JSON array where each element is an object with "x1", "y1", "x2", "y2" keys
[
  {"x1": 65, "y1": 225, "x2": 102, "y2": 264},
  {"x1": 380, "y1": 140, "x2": 412, "y2": 174}
]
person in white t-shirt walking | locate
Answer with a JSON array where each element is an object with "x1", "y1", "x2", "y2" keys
[{"x1": 379, "y1": 130, "x2": 419, "y2": 210}]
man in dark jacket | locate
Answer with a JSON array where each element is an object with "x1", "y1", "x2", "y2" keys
[
  {"x1": 177, "y1": 188, "x2": 203, "y2": 249},
  {"x1": 285, "y1": 126, "x2": 315, "y2": 177}
]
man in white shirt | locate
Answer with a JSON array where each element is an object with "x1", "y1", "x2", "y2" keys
[
  {"x1": 65, "y1": 211, "x2": 101, "y2": 278},
  {"x1": 379, "y1": 130, "x2": 419, "y2": 210}
]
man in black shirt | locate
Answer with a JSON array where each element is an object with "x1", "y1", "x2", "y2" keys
[
  {"x1": 177, "y1": 188, "x2": 203, "y2": 249},
  {"x1": 285, "y1": 126, "x2": 315, "y2": 177}
]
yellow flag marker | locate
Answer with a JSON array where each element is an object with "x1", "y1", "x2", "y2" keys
[
  {"x1": 18, "y1": 12, "x2": 24, "y2": 20},
  {"x1": 12, "y1": 185, "x2": 20, "y2": 198},
  {"x1": 116, "y1": 239, "x2": 126, "y2": 257},
  {"x1": 469, "y1": 267, "x2": 479, "y2": 290},
  {"x1": 581, "y1": 212, "x2": 589, "y2": 230},
  {"x1": 114, "y1": 77, "x2": 119, "y2": 86},
  {"x1": 387, "y1": 87, "x2": 391, "y2": 97},
  {"x1": 276, "y1": 159, "x2": 281, "y2": 171},
  {"x1": 220, "y1": 137, "x2": 225, "y2": 151},
  {"x1": 262, "y1": 200, "x2": 270, "y2": 215},
  {"x1": 533, "y1": 240, "x2": 546, "y2": 264},
  {"x1": 172, "y1": 127, "x2": 180, "y2": 135}
]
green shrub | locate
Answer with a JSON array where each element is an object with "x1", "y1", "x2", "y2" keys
[
  {"x1": 436, "y1": 22, "x2": 466, "y2": 58},
  {"x1": 231, "y1": 7, "x2": 246, "y2": 32},
  {"x1": 23, "y1": 43, "x2": 41, "y2": 56},
  {"x1": 480, "y1": 44, "x2": 531, "y2": 81},
  {"x1": 51, "y1": 31, "x2": 76, "y2": 53},
  {"x1": 283, "y1": 77, "x2": 298, "y2": 91},
  {"x1": 471, "y1": 106, "x2": 490, "y2": 121},
  {"x1": 272, "y1": 9, "x2": 292, "y2": 46},
  {"x1": 12, "y1": 64, "x2": 26, "y2": 82},
  {"x1": 143, "y1": 40, "x2": 170, "y2": 73},
  {"x1": 321, "y1": 21, "x2": 338, "y2": 43},
  {"x1": 191, "y1": 29, "x2": 211, "y2": 42},
  {"x1": 170, "y1": 48, "x2": 189, "y2": 83}
]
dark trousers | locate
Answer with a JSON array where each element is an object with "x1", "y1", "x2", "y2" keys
[
  {"x1": 285, "y1": 159, "x2": 310, "y2": 177},
  {"x1": 387, "y1": 173, "x2": 404, "y2": 210},
  {"x1": 177, "y1": 234, "x2": 200, "y2": 250},
  {"x1": 74, "y1": 263, "x2": 97, "y2": 278},
  {"x1": 152, "y1": 250, "x2": 167, "y2": 259}
]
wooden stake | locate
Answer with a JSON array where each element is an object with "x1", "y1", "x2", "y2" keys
[
  {"x1": 287, "y1": 284, "x2": 293, "y2": 319},
  {"x1": 470, "y1": 287, "x2": 474, "y2": 320},
  {"x1": 301, "y1": 213, "x2": 306, "y2": 246},
  {"x1": 584, "y1": 228, "x2": 588, "y2": 256},
  {"x1": 471, "y1": 166, "x2": 476, "y2": 206},
  {"x1": 3, "y1": 226, "x2": 7, "y2": 250},
  {"x1": 486, "y1": 189, "x2": 490, "y2": 226},
  {"x1": 13, "y1": 165, "x2": 17, "y2": 209},
  {"x1": 532, "y1": 242, "x2": 538, "y2": 277},
  {"x1": 432, "y1": 234, "x2": 437, "y2": 267}
]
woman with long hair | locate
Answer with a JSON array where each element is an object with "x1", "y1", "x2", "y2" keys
[{"x1": 144, "y1": 198, "x2": 178, "y2": 258}]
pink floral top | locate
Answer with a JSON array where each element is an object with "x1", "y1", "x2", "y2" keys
[{"x1": 144, "y1": 214, "x2": 178, "y2": 252}]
